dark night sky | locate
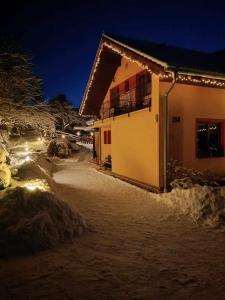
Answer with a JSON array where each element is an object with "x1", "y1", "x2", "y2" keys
[{"x1": 1, "y1": 0, "x2": 225, "y2": 107}]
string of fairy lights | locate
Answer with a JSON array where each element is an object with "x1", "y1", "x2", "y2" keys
[{"x1": 80, "y1": 40, "x2": 225, "y2": 114}]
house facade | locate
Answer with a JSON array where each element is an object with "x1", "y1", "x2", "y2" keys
[{"x1": 80, "y1": 33, "x2": 225, "y2": 191}]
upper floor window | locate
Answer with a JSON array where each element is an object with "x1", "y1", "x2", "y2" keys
[
  {"x1": 125, "y1": 80, "x2": 129, "y2": 92},
  {"x1": 110, "y1": 87, "x2": 119, "y2": 108},
  {"x1": 197, "y1": 120, "x2": 224, "y2": 158},
  {"x1": 137, "y1": 72, "x2": 151, "y2": 99}
]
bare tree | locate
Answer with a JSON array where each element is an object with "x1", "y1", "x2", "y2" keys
[
  {"x1": 49, "y1": 94, "x2": 86, "y2": 132},
  {"x1": 0, "y1": 42, "x2": 55, "y2": 143}
]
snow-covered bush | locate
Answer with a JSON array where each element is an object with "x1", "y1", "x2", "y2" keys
[
  {"x1": 168, "y1": 159, "x2": 219, "y2": 189},
  {"x1": 0, "y1": 144, "x2": 8, "y2": 163},
  {"x1": 47, "y1": 139, "x2": 70, "y2": 158},
  {"x1": 0, "y1": 144, "x2": 11, "y2": 189},
  {"x1": 162, "y1": 185, "x2": 225, "y2": 227},
  {"x1": 47, "y1": 139, "x2": 57, "y2": 156},
  {"x1": 0, "y1": 163, "x2": 11, "y2": 189},
  {"x1": 0, "y1": 187, "x2": 87, "y2": 257},
  {"x1": 57, "y1": 141, "x2": 69, "y2": 158}
]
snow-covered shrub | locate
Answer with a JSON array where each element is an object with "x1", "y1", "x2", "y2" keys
[
  {"x1": 47, "y1": 139, "x2": 70, "y2": 158},
  {"x1": 162, "y1": 185, "x2": 225, "y2": 227},
  {"x1": 57, "y1": 141, "x2": 69, "y2": 158},
  {"x1": 47, "y1": 139, "x2": 57, "y2": 156},
  {"x1": 0, "y1": 163, "x2": 11, "y2": 189},
  {"x1": 0, "y1": 144, "x2": 9, "y2": 163},
  {"x1": 168, "y1": 159, "x2": 219, "y2": 189},
  {"x1": 0, "y1": 187, "x2": 87, "y2": 257}
]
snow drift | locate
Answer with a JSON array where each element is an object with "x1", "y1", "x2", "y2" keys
[
  {"x1": 161, "y1": 185, "x2": 225, "y2": 228},
  {"x1": 0, "y1": 187, "x2": 87, "y2": 257}
]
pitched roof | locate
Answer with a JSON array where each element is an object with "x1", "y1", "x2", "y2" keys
[
  {"x1": 104, "y1": 33, "x2": 225, "y2": 77},
  {"x1": 80, "y1": 33, "x2": 225, "y2": 115}
]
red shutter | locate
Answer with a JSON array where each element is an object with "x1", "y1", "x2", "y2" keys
[
  {"x1": 108, "y1": 130, "x2": 111, "y2": 144},
  {"x1": 104, "y1": 131, "x2": 107, "y2": 144}
]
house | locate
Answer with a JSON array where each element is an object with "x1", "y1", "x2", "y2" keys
[{"x1": 80, "y1": 33, "x2": 225, "y2": 192}]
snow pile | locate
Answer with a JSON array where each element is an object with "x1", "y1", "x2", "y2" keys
[
  {"x1": 0, "y1": 187, "x2": 87, "y2": 257},
  {"x1": 161, "y1": 186, "x2": 225, "y2": 228}
]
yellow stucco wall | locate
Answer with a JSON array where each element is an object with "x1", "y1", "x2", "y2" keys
[
  {"x1": 160, "y1": 81, "x2": 225, "y2": 175},
  {"x1": 95, "y1": 73, "x2": 162, "y2": 188}
]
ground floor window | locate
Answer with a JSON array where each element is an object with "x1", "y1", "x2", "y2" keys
[
  {"x1": 196, "y1": 120, "x2": 224, "y2": 158},
  {"x1": 103, "y1": 130, "x2": 111, "y2": 144}
]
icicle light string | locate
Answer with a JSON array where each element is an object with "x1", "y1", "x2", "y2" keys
[{"x1": 81, "y1": 42, "x2": 225, "y2": 113}]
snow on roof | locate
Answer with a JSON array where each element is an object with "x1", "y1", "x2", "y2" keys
[{"x1": 104, "y1": 33, "x2": 225, "y2": 77}]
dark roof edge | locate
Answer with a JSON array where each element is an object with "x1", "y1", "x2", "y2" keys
[
  {"x1": 102, "y1": 33, "x2": 168, "y2": 68},
  {"x1": 104, "y1": 33, "x2": 225, "y2": 79}
]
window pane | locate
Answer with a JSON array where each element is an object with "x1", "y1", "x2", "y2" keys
[
  {"x1": 197, "y1": 123, "x2": 208, "y2": 158},
  {"x1": 209, "y1": 123, "x2": 224, "y2": 157},
  {"x1": 197, "y1": 121, "x2": 224, "y2": 158}
]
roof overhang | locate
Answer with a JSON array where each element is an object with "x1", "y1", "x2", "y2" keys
[
  {"x1": 80, "y1": 34, "x2": 225, "y2": 115},
  {"x1": 79, "y1": 34, "x2": 166, "y2": 115}
]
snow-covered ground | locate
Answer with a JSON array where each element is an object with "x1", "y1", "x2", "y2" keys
[
  {"x1": 1, "y1": 150, "x2": 225, "y2": 299},
  {"x1": 76, "y1": 141, "x2": 93, "y2": 150}
]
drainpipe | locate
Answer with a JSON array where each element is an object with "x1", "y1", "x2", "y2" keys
[{"x1": 163, "y1": 71, "x2": 177, "y2": 192}]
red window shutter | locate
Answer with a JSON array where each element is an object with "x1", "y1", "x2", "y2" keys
[
  {"x1": 104, "y1": 131, "x2": 107, "y2": 144},
  {"x1": 108, "y1": 130, "x2": 111, "y2": 144}
]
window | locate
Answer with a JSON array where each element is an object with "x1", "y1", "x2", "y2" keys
[
  {"x1": 197, "y1": 120, "x2": 224, "y2": 158},
  {"x1": 104, "y1": 130, "x2": 111, "y2": 144},
  {"x1": 137, "y1": 72, "x2": 151, "y2": 99},
  {"x1": 110, "y1": 87, "x2": 119, "y2": 108},
  {"x1": 125, "y1": 80, "x2": 129, "y2": 92}
]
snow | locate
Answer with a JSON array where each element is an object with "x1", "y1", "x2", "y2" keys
[
  {"x1": 76, "y1": 141, "x2": 93, "y2": 150},
  {"x1": 1, "y1": 151, "x2": 225, "y2": 299},
  {"x1": 159, "y1": 186, "x2": 225, "y2": 229},
  {"x1": 0, "y1": 187, "x2": 87, "y2": 257}
]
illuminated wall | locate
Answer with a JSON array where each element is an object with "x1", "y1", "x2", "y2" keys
[
  {"x1": 160, "y1": 81, "x2": 225, "y2": 175},
  {"x1": 96, "y1": 73, "x2": 163, "y2": 189}
]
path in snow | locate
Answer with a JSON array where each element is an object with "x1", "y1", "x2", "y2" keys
[{"x1": 1, "y1": 151, "x2": 225, "y2": 300}]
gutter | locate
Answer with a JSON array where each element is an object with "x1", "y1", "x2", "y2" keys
[{"x1": 163, "y1": 71, "x2": 177, "y2": 192}]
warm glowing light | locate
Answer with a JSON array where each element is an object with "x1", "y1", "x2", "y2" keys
[
  {"x1": 38, "y1": 137, "x2": 41, "y2": 141},
  {"x1": 25, "y1": 141, "x2": 28, "y2": 145},
  {"x1": 80, "y1": 39, "x2": 225, "y2": 115},
  {"x1": 25, "y1": 156, "x2": 30, "y2": 162},
  {"x1": 25, "y1": 147, "x2": 29, "y2": 151},
  {"x1": 23, "y1": 179, "x2": 49, "y2": 191},
  {"x1": 90, "y1": 132, "x2": 94, "y2": 136},
  {"x1": 62, "y1": 134, "x2": 65, "y2": 139},
  {"x1": 77, "y1": 131, "x2": 80, "y2": 136}
]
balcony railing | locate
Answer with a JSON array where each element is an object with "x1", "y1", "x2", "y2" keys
[{"x1": 100, "y1": 90, "x2": 151, "y2": 120}]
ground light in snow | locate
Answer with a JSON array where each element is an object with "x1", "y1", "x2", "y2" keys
[
  {"x1": 25, "y1": 155, "x2": 30, "y2": 162},
  {"x1": 22, "y1": 179, "x2": 49, "y2": 191}
]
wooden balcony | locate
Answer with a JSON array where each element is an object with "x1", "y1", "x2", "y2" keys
[{"x1": 100, "y1": 89, "x2": 151, "y2": 120}]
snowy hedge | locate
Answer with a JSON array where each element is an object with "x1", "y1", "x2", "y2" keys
[{"x1": 0, "y1": 187, "x2": 87, "y2": 257}]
